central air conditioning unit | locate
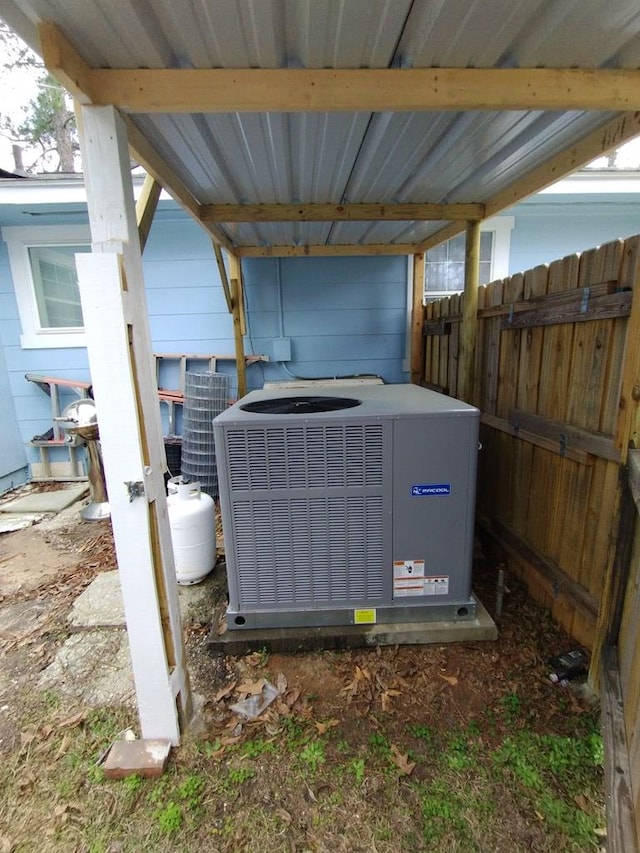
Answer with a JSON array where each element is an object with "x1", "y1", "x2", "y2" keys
[{"x1": 213, "y1": 384, "x2": 479, "y2": 631}]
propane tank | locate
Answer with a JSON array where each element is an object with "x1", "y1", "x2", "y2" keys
[{"x1": 167, "y1": 476, "x2": 216, "y2": 585}]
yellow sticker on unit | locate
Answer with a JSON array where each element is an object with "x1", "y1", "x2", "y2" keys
[{"x1": 354, "y1": 608, "x2": 377, "y2": 625}]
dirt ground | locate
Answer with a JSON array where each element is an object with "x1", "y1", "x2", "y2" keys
[{"x1": 0, "y1": 483, "x2": 605, "y2": 852}]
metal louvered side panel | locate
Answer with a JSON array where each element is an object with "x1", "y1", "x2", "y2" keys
[
  {"x1": 232, "y1": 496, "x2": 384, "y2": 609},
  {"x1": 225, "y1": 423, "x2": 384, "y2": 491}
]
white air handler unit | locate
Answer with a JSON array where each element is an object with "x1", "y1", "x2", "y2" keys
[{"x1": 213, "y1": 384, "x2": 479, "y2": 630}]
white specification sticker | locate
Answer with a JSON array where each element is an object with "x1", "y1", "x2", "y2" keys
[
  {"x1": 393, "y1": 559, "x2": 426, "y2": 598},
  {"x1": 423, "y1": 576, "x2": 449, "y2": 596}
]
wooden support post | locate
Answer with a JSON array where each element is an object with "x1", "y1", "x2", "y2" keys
[
  {"x1": 76, "y1": 105, "x2": 190, "y2": 745},
  {"x1": 410, "y1": 253, "x2": 425, "y2": 385},
  {"x1": 459, "y1": 221, "x2": 481, "y2": 403},
  {"x1": 228, "y1": 255, "x2": 247, "y2": 398},
  {"x1": 615, "y1": 237, "x2": 640, "y2": 464},
  {"x1": 601, "y1": 645, "x2": 638, "y2": 853},
  {"x1": 135, "y1": 174, "x2": 161, "y2": 254},
  {"x1": 212, "y1": 241, "x2": 233, "y2": 313}
]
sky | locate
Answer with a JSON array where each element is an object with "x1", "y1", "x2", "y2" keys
[{"x1": 0, "y1": 49, "x2": 43, "y2": 172}]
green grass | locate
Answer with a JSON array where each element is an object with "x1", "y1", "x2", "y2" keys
[
  {"x1": 491, "y1": 724, "x2": 604, "y2": 847},
  {"x1": 0, "y1": 671, "x2": 605, "y2": 853}
]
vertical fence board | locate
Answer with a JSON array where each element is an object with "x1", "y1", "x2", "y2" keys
[
  {"x1": 517, "y1": 266, "x2": 549, "y2": 549},
  {"x1": 480, "y1": 279, "x2": 504, "y2": 415},
  {"x1": 431, "y1": 300, "x2": 441, "y2": 389},
  {"x1": 439, "y1": 296, "x2": 451, "y2": 391},
  {"x1": 449, "y1": 294, "x2": 461, "y2": 398},
  {"x1": 538, "y1": 255, "x2": 581, "y2": 560}
]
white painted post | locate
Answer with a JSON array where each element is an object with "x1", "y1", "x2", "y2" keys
[{"x1": 75, "y1": 105, "x2": 190, "y2": 744}]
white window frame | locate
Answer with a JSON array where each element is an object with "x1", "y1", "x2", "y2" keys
[
  {"x1": 2, "y1": 224, "x2": 91, "y2": 349},
  {"x1": 424, "y1": 215, "x2": 514, "y2": 302}
]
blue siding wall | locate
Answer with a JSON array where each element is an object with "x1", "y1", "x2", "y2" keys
[
  {"x1": 243, "y1": 255, "x2": 408, "y2": 387},
  {"x1": 508, "y1": 194, "x2": 640, "y2": 274},
  {"x1": 0, "y1": 268, "x2": 28, "y2": 491},
  {"x1": 0, "y1": 210, "x2": 408, "y2": 473}
]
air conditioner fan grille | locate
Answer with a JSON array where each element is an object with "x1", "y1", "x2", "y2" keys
[{"x1": 240, "y1": 396, "x2": 361, "y2": 415}]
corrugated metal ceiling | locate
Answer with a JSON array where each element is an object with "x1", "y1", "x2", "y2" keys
[{"x1": 2, "y1": 0, "x2": 640, "y2": 251}]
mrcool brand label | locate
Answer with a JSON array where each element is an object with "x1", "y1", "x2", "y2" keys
[{"x1": 411, "y1": 483, "x2": 451, "y2": 497}]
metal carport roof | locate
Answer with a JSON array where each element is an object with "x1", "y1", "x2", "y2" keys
[{"x1": 2, "y1": 0, "x2": 640, "y2": 256}]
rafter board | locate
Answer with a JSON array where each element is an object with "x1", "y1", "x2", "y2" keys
[
  {"x1": 235, "y1": 242, "x2": 419, "y2": 258},
  {"x1": 135, "y1": 174, "x2": 161, "y2": 253},
  {"x1": 200, "y1": 203, "x2": 485, "y2": 222}
]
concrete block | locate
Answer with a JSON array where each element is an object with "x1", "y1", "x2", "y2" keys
[
  {"x1": 0, "y1": 484, "x2": 88, "y2": 514},
  {"x1": 103, "y1": 739, "x2": 172, "y2": 779},
  {"x1": 69, "y1": 569, "x2": 217, "y2": 629}
]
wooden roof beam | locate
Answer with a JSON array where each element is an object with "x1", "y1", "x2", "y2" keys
[
  {"x1": 39, "y1": 24, "x2": 640, "y2": 114},
  {"x1": 200, "y1": 203, "x2": 484, "y2": 222},
  {"x1": 236, "y1": 243, "x2": 416, "y2": 258},
  {"x1": 417, "y1": 110, "x2": 640, "y2": 253},
  {"x1": 135, "y1": 174, "x2": 161, "y2": 253},
  {"x1": 79, "y1": 66, "x2": 640, "y2": 113}
]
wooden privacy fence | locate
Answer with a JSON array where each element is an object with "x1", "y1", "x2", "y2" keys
[
  {"x1": 422, "y1": 235, "x2": 640, "y2": 848},
  {"x1": 421, "y1": 236, "x2": 640, "y2": 656}
]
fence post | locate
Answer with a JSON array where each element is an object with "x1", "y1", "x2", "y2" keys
[
  {"x1": 410, "y1": 253, "x2": 425, "y2": 385},
  {"x1": 459, "y1": 221, "x2": 481, "y2": 403},
  {"x1": 592, "y1": 236, "x2": 640, "y2": 687}
]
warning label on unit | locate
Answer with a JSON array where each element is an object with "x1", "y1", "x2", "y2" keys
[
  {"x1": 393, "y1": 562, "x2": 450, "y2": 598},
  {"x1": 354, "y1": 608, "x2": 377, "y2": 624},
  {"x1": 393, "y1": 559, "x2": 426, "y2": 597},
  {"x1": 424, "y1": 576, "x2": 449, "y2": 596}
]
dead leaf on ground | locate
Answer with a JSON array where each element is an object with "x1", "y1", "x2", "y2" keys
[
  {"x1": 284, "y1": 688, "x2": 301, "y2": 707},
  {"x1": 274, "y1": 808, "x2": 292, "y2": 826},
  {"x1": 389, "y1": 744, "x2": 415, "y2": 776},
  {"x1": 19, "y1": 732, "x2": 35, "y2": 750},
  {"x1": 574, "y1": 794, "x2": 591, "y2": 812},
  {"x1": 381, "y1": 689, "x2": 402, "y2": 712},
  {"x1": 276, "y1": 672, "x2": 288, "y2": 694},
  {"x1": 57, "y1": 710, "x2": 86, "y2": 728},
  {"x1": 314, "y1": 719, "x2": 340, "y2": 735},
  {"x1": 56, "y1": 734, "x2": 72, "y2": 757},
  {"x1": 214, "y1": 681, "x2": 237, "y2": 703},
  {"x1": 439, "y1": 674, "x2": 458, "y2": 686},
  {"x1": 235, "y1": 678, "x2": 266, "y2": 697},
  {"x1": 16, "y1": 770, "x2": 35, "y2": 793}
]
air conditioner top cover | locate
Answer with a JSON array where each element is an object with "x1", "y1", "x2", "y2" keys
[{"x1": 215, "y1": 382, "x2": 478, "y2": 425}]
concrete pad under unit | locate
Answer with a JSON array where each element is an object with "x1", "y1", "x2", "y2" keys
[
  {"x1": 207, "y1": 593, "x2": 498, "y2": 656},
  {"x1": 0, "y1": 484, "x2": 89, "y2": 514}
]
